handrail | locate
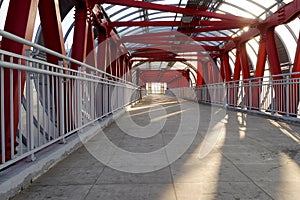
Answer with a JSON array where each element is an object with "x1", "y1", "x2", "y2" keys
[
  {"x1": 0, "y1": 49, "x2": 136, "y2": 88},
  {"x1": 0, "y1": 29, "x2": 136, "y2": 87}
]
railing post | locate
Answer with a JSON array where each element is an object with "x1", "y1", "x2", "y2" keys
[
  {"x1": 258, "y1": 79, "x2": 262, "y2": 111},
  {"x1": 91, "y1": 72, "x2": 95, "y2": 121},
  {"x1": 58, "y1": 61, "x2": 66, "y2": 144},
  {"x1": 249, "y1": 80, "x2": 252, "y2": 110},
  {"x1": 77, "y1": 67, "x2": 83, "y2": 132},
  {"x1": 25, "y1": 50, "x2": 36, "y2": 162},
  {"x1": 1, "y1": 59, "x2": 5, "y2": 163},
  {"x1": 9, "y1": 58, "x2": 14, "y2": 159},
  {"x1": 271, "y1": 78, "x2": 275, "y2": 115},
  {"x1": 286, "y1": 75, "x2": 290, "y2": 117}
]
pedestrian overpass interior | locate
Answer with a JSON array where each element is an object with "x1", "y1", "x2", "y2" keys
[{"x1": 0, "y1": 0, "x2": 300, "y2": 199}]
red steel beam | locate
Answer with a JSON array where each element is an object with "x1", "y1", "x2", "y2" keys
[
  {"x1": 121, "y1": 36, "x2": 231, "y2": 43},
  {"x1": 39, "y1": 0, "x2": 66, "y2": 65},
  {"x1": 95, "y1": 0, "x2": 257, "y2": 23},
  {"x1": 233, "y1": 50, "x2": 241, "y2": 81},
  {"x1": 239, "y1": 43, "x2": 251, "y2": 107},
  {"x1": 221, "y1": 52, "x2": 232, "y2": 82},
  {"x1": 119, "y1": 25, "x2": 244, "y2": 39},
  {"x1": 232, "y1": 49, "x2": 241, "y2": 105},
  {"x1": 39, "y1": 0, "x2": 67, "y2": 135},
  {"x1": 86, "y1": 23, "x2": 97, "y2": 69},
  {"x1": 254, "y1": 37, "x2": 267, "y2": 78},
  {"x1": 196, "y1": 59, "x2": 204, "y2": 87},
  {"x1": 251, "y1": 36, "x2": 267, "y2": 109},
  {"x1": 97, "y1": 26, "x2": 107, "y2": 72},
  {"x1": 239, "y1": 43, "x2": 250, "y2": 80},
  {"x1": 106, "y1": 20, "x2": 252, "y2": 28},
  {"x1": 131, "y1": 58, "x2": 201, "y2": 62},
  {"x1": 70, "y1": 1, "x2": 88, "y2": 70},
  {"x1": 192, "y1": 36, "x2": 232, "y2": 42},
  {"x1": 127, "y1": 45, "x2": 220, "y2": 53},
  {"x1": 293, "y1": 30, "x2": 300, "y2": 75},
  {"x1": 223, "y1": 0, "x2": 300, "y2": 52},
  {"x1": 265, "y1": 28, "x2": 286, "y2": 113},
  {"x1": 265, "y1": 29, "x2": 282, "y2": 78}
]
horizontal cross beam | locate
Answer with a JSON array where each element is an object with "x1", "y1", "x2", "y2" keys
[
  {"x1": 106, "y1": 20, "x2": 251, "y2": 27},
  {"x1": 95, "y1": 0, "x2": 257, "y2": 23}
]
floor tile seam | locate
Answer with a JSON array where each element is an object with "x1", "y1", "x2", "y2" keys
[{"x1": 221, "y1": 152, "x2": 275, "y2": 200}]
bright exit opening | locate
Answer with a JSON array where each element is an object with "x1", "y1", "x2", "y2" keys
[{"x1": 146, "y1": 82, "x2": 167, "y2": 95}]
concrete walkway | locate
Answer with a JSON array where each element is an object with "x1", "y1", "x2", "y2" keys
[{"x1": 12, "y1": 95, "x2": 300, "y2": 200}]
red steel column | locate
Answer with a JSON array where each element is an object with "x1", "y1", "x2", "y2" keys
[
  {"x1": 196, "y1": 60, "x2": 204, "y2": 87},
  {"x1": 109, "y1": 42, "x2": 118, "y2": 77},
  {"x1": 86, "y1": 24, "x2": 97, "y2": 70},
  {"x1": 69, "y1": 1, "x2": 88, "y2": 129},
  {"x1": 0, "y1": 0, "x2": 39, "y2": 162},
  {"x1": 233, "y1": 49, "x2": 241, "y2": 81},
  {"x1": 232, "y1": 49, "x2": 241, "y2": 105},
  {"x1": 39, "y1": 0, "x2": 67, "y2": 135},
  {"x1": 39, "y1": 0, "x2": 66, "y2": 65},
  {"x1": 70, "y1": 1, "x2": 88, "y2": 70},
  {"x1": 294, "y1": 30, "x2": 300, "y2": 73},
  {"x1": 199, "y1": 61, "x2": 208, "y2": 102},
  {"x1": 221, "y1": 52, "x2": 232, "y2": 105},
  {"x1": 221, "y1": 52, "x2": 232, "y2": 82},
  {"x1": 290, "y1": 31, "x2": 300, "y2": 116},
  {"x1": 265, "y1": 28, "x2": 285, "y2": 113},
  {"x1": 97, "y1": 26, "x2": 107, "y2": 72},
  {"x1": 239, "y1": 43, "x2": 251, "y2": 108},
  {"x1": 252, "y1": 35, "x2": 267, "y2": 110},
  {"x1": 119, "y1": 55, "x2": 125, "y2": 79},
  {"x1": 127, "y1": 60, "x2": 133, "y2": 82}
]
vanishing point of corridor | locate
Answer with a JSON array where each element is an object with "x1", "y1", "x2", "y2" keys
[{"x1": 12, "y1": 95, "x2": 300, "y2": 200}]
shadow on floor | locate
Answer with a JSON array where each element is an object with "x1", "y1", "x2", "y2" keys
[{"x1": 11, "y1": 95, "x2": 300, "y2": 200}]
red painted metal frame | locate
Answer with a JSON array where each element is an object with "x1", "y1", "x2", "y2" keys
[
  {"x1": 39, "y1": 0, "x2": 68, "y2": 135},
  {"x1": 265, "y1": 28, "x2": 286, "y2": 113},
  {"x1": 39, "y1": 0, "x2": 66, "y2": 65},
  {"x1": 221, "y1": 52, "x2": 232, "y2": 82},
  {"x1": 70, "y1": 1, "x2": 88, "y2": 70},
  {"x1": 118, "y1": 25, "x2": 243, "y2": 39},
  {"x1": 127, "y1": 45, "x2": 220, "y2": 53},
  {"x1": 251, "y1": 36, "x2": 267, "y2": 109},
  {"x1": 196, "y1": 59, "x2": 204, "y2": 87},
  {"x1": 106, "y1": 20, "x2": 252, "y2": 28},
  {"x1": 122, "y1": 37, "x2": 231, "y2": 45},
  {"x1": 231, "y1": 49, "x2": 241, "y2": 105},
  {"x1": 94, "y1": 0, "x2": 257, "y2": 23},
  {"x1": 0, "y1": 0, "x2": 39, "y2": 162},
  {"x1": 86, "y1": 24, "x2": 97, "y2": 69},
  {"x1": 121, "y1": 35, "x2": 231, "y2": 43},
  {"x1": 97, "y1": 26, "x2": 108, "y2": 72},
  {"x1": 138, "y1": 70, "x2": 189, "y2": 88},
  {"x1": 223, "y1": 0, "x2": 300, "y2": 52}
]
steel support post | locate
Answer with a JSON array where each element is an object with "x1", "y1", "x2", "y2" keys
[
  {"x1": 252, "y1": 35, "x2": 267, "y2": 110},
  {"x1": 239, "y1": 43, "x2": 251, "y2": 108},
  {"x1": 290, "y1": 30, "x2": 300, "y2": 116},
  {"x1": 86, "y1": 24, "x2": 97, "y2": 71},
  {"x1": 265, "y1": 28, "x2": 285, "y2": 114},
  {"x1": 70, "y1": 1, "x2": 88, "y2": 70},
  {"x1": 233, "y1": 49, "x2": 241, "y2": 106},
  {"x1": 39, "y1": 0, "x2": 66, "y2": 65}
]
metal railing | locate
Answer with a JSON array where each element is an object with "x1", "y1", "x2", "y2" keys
[
  {"x1": 171, "y1": 73, "x2": 300, "y2": 120},
  {"x1": 0, "y1": 30, "x2": 144, "y2": 170}
]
